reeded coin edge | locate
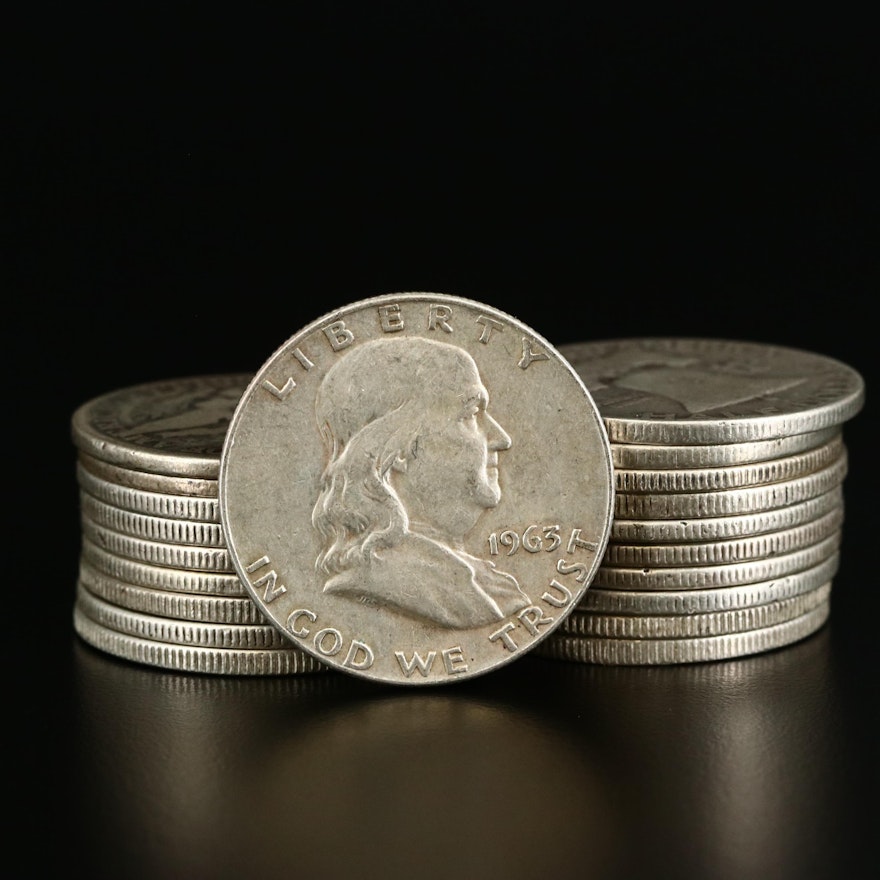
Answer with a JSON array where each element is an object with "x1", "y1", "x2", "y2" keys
[
  {"x1": 75, "y1": 582, "x2": 286, "y2": 649},
  {"x1": 73, "y1": 605, "x2": 329, "y2": 676},
  {"x1": 534, "y1": 600, "x2": 830, "y2": 665}
]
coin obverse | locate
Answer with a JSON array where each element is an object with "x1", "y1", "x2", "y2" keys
[{"x1": 219, "y1": 292, "x2": 616, "y2": 685}]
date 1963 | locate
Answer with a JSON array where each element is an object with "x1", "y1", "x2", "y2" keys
[{"x1": 487, "y1": 525, "x2": 599, "y2": 557}]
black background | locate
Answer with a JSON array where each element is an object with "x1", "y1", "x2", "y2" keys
[{"x1": 7, "y1": 6, "x2": 878, "y2": 879}]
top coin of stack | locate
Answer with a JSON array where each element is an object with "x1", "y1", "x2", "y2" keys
[
  {"x1": 70, "y1": 375, "x2": 327, "y2": 676},
  {"x1": 535, "y1": 337, "x2": 865, "y2": 666}
]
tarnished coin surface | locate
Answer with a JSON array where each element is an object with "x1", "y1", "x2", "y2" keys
[
  {"x1": 71, "y1": 374, "x2": 251, "y2": 477},
  {"x1": 219, "y1": 292, "x2": 615, "y2": 685},
  {"x1": 558, "y1": 338, "x2": 865, "y2": 444}
]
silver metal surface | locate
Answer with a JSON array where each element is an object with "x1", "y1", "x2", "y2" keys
[
  {"x1": 613, "y1": 451, "x2": 846, "y2": 520},
  {"x1": 79, "y1": 558, "x2": 263, "y2": 622},
  {"x1": 73, "y1": 606, "x2": 328, "y2": 675},
  {"x1": 559, "y1": 338, "x2": 864, "y2": 444},
  {"x1": 78, "y1": 492, "x2": 226, "y2": 546},
  {"x1": 80, "y1": 537, "x2": 247, "y2": 595},
  {"x1": 609, "y1": 426, "x2": 840, "y2": 469},
  {"x1": 81, "y1": 517, "x2": 235, "y2": 571},
  {"x1": 613, "y1": 434, "x2": 843, "y2": 493},
  {"x1": 77, "y1": 453, "x2": 220, "y2": 497},
  {"x1": 75, "y1": 582, "x2": 285, "y2": 648},
  {"x1": 219, "y1": 292, "x2": 615, "y2": 684},
  {"x1": 609, "y1": 487, "x2": 843, "y2": 544},
  {"x1": 561, "y1": 581, "x2": 830, "y2": 639},
  {"x1": 534, "y1": 600, "x2": 830, "y2": 665},
  {"x1": 71, "y1": 374, "x2": 251, "y2": 477},
  {"x1": 601, "y1": 505, "x2": 843, "y2": 567},
  {"x1": 577, "y1": 552, "x2": 839, "y2": 614},
  {"x1": 592, "y1": 531, "x2": 841, "y2": 590},
  {"x1": 76, "y1": 460, "x2": 220, "y2": 520}
]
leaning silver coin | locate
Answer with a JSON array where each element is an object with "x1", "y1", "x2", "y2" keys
[
  {"x1": 219, "y1": 291, "x2": 615, "y2": 685},
  {"x1": 558, "y1": 338, "x2": 864, "y2": 444}
]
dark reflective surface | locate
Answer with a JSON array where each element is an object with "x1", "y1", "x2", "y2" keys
[{"x1": 58, "y1": 613, "x2": 870, "y2": 880}]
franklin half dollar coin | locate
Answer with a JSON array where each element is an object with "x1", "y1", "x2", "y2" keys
[{"x1": 219, "y1": 292, "x2": 615, "y2": 684}]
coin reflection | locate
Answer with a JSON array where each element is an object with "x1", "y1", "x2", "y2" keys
[
  {"x1": 73, "y1": 626, "x2": 849, "y2": 880},
  {"x1": 72, "y1": 643, "x2": 614, "y2": 880},
  {"x1": 530, "y1": 626, "x2": 851, "y2": 880}
]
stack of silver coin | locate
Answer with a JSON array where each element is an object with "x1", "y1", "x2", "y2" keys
[
  {"x1": 534, "y1": 338, "x2": 865, "y2": 666},
  {"x1": 71, "y1": 375, "x2": 327, "y2": 676}
]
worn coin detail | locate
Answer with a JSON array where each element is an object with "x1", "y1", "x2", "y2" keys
[
  {"x1": 558, "y1": 338, "x2": 865, "y2": 444},
  {"x1": 71, "y1": 374, "x2": 251, "y2": 477},
  {"x1": 219, "y1": 292, "x2": 615, "y2": 685}
]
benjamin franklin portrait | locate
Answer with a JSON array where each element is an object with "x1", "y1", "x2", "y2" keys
[{"x1": 311, "y1": 336, "x2": 531, "y2": 628}]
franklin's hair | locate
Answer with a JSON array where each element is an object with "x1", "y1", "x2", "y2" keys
[{"x1": 311, "y1": 336, "x2": 475, "y2": 575}]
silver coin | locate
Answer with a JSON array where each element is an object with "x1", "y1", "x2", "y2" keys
[
  {"x1": 75, "y1": 581, "x2": 285, "y2": 648},
  {"x1": 610, "y1": 486, "x2": 843, "y2": 544},
  {"x1": 219, "y1": 292, "x2": 615, "y2": 685},
  {"x1": 614, "y1": 451, "x2": 846, "y2": 520},
  {"x1": 79, "y1": 492, "x2": 226, "y2": 546},
  {"x1": 533, "y1": 599, "x2": 830, "y2": 665},
  {"x1": 79, "y1": 557, "x2": 263, "y2": 622},
  {"x1": 558, "y1": 338, "x2": 865, "y2": 444},
  {"x1": 592, "y1": 531, "x2": 840, "y2": 590},
  {"x1": 81, "y1": 517, "x2": 235, "y2": 571},
  {"x1": 77, "y1": 453, "x2": 219, "y2": 498},
  {"x1": 71, "y1": 374, "x2": 251, "y2": 477},
  {"x1": 601, "y1": 505, "x2": 843, "y2": 567},
  {"x1": 80, "y1": 536, "x2": 247, "y2": 595},
  {"x1": 609, "y1": 426, "x2": 840, "y2": 469},
  {"x1": 73, "y1": 606, "x2": 328, "y2": 675},
  {"x1": 577, "y1": 552, "x2": 839, "y2": 614},
  {"x1": 613, "y1": 434, "x2": 843, "y2": 494},
  {"x1": 561, "y1": 581, "x2": 831, "y2": 639},
  {"x1": 77, "y1": 462, "x2": 221, "y2": 521}
]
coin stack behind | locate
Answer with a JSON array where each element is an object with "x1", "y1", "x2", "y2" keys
[
  {"x1": 535, "y1": 338, "x2": 865, "y2": 666},
  {"x1": 70, "y1": 375, "x2": 327, "y2": 676}
]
